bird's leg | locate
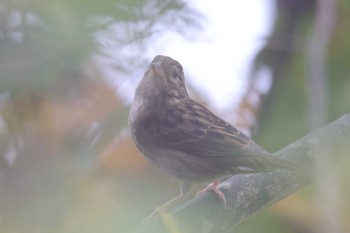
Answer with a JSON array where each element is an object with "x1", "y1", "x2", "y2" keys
[
  {"x1": 143, "y1": 181, "x2": 191, "y2": 222},
  {"x1": 196, "y1": 181, "x2": 226, "y2": 208}
]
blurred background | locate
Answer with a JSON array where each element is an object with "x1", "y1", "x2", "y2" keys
[{"x1": 0, "y1": 0, "x2": 349, "y2": 232}]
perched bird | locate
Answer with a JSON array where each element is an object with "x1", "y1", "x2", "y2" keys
[{"x1": 129, "y1": 55, "x2": 310, "y2": 219}]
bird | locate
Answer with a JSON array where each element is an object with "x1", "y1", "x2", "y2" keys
[{"x1": 128, "y1": 55, "x2": 311, "y2": 219}]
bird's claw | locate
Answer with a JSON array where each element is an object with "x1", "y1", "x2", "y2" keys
[{"x1": 196, "y1": 181, "x2": 227, "y2": 208}]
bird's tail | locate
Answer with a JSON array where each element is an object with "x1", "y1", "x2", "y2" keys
[
  {"x1": 228, "y1": 154, "x2": 315, "y2": 178},
  {"x1": 263, "y1": 155, "x2": 315, "y2": 178}
]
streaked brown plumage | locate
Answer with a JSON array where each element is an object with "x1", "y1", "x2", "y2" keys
[{"x1": 129, "y1": 55, "x2": 309, "y2": 219}]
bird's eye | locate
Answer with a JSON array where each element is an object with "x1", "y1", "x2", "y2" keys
[{"x1": 172, "y1": 70, "x2": 180, "y2": 79}]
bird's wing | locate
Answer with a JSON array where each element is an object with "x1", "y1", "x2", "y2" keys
[
  {"x1": 148, "y1": 99, "x2": 266, "y2": 157},
  {"x1": 144, "y1": 99, "x2": 311, "y2": 175}
]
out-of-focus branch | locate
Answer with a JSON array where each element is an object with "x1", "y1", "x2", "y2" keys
[
  {"x1": 305, "y1": 1, "x2": 343, "y2": 233},
  {"x1": 306, "y1": 0, "x2": 335, "y2": 129},
  {"x1": 136, "y1": 113, "x2": 350, "y2": 233}
]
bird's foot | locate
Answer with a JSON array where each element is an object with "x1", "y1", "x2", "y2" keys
[{"x1": 196, "y1": 181, "x2": 226, "y2": 208}]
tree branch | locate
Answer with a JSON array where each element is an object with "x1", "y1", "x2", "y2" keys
[{"x1": 135, "y1": 113, "x2": 350, "y2": 233}]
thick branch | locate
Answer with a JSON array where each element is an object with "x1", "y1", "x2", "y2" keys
[{"x1": 135, "y1": 114, "x2": 350, "y2": 233}]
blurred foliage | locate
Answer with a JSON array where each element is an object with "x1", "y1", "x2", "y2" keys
[{"x1": 0, "y1": 0, "x2": 202, "y2": 232}]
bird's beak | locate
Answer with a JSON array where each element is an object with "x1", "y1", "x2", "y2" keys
[{"x1": 148, "y1": 61, "x2": 165, "y2": 77}]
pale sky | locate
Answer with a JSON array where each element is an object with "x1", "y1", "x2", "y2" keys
[
  {"x1": 144, "y1": 0, "x2": 274, "y2": 111},
  {"x1": 101, "y1": 0, "x2": 274, "y2": 112}
]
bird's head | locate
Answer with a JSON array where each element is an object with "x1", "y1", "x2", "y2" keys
[{"x1": 135, "y1": 55, "x2": 189, "y2": 102}]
